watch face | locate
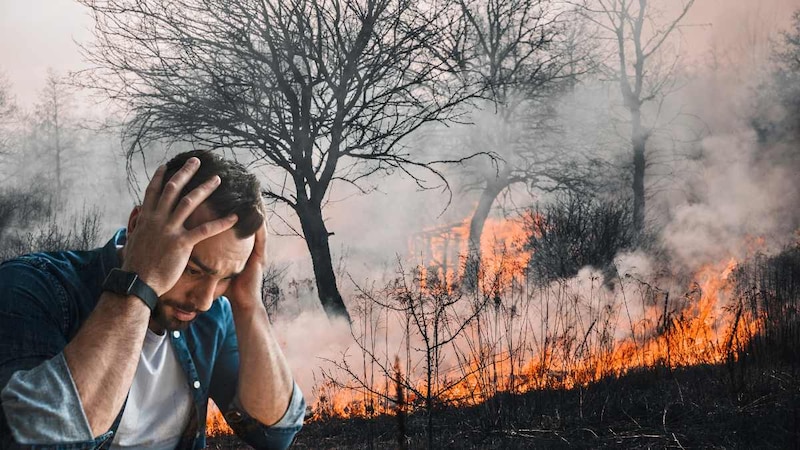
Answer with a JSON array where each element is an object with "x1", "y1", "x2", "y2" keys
[
  {"x1": 106, "y1": 269, "x2": 137, "y2": 294},
  {"x1": 102, "y1": 268, "x2": 158, "y2": 311}
]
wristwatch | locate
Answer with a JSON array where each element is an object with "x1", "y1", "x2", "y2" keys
[{"x1": 102, "y1": 268, "x2": 159, "y2": 311}]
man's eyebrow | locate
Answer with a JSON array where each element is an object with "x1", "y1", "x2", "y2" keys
[
  {"x1": 189, "y1": 256, "x2": 218, "y2": 275},
  {"x1": 189, "y1": 256, "x2": 242, "y2": 279}
]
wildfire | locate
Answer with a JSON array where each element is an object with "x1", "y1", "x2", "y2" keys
[
  {"x1": 409, "y1": 214, "x2": 532, "y2": 287},
  {"x1": 206, "y1": 214, "x2": 767, "y2": 436}
]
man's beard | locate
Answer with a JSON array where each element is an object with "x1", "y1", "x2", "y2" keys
[{"x1": 151, "y1": 299, "x2": 197, "y2": 331}]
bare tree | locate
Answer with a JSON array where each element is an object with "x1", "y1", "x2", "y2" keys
[
  {"x1": 752, "y1": 10, "x2": 800, "y2": 147},
  {"x1": 32, "y1": 69, "x2": 77, "y2": 210},
  {"x1": 577, "y1": 0, "x2": 695, "y2": 232},
  {"x1": 443, "y1": 0, "x2": 593, "y2": 284},
  {"x1": 323, "y1": 265, "x2": 488, "y2": 449},
  {"x1": 0, "y1": 70, "x2": 17, "y2": 158},
  {"x1": 78, "y1": 0, "x2": 478, "y2": 321}
]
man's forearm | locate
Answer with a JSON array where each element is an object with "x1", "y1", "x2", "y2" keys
[
  {"x1": 231, "y1": 302, "x2": 294, "y2": 426},
  {"x1": 62, "y1": 292, "x2": 150, "y2": 436}
]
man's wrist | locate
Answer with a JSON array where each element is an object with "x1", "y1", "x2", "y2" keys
[
  {"x1": 228, "y1": 294, "x2": 265, "y2": 315},
  {"x1": 102, "y1": 268, "x2": 160, "y2": 311}
]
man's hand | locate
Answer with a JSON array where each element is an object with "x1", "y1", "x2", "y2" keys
[
  {"x1": 225, "y1": 220, "x2": 267, "y2": 310},
  {"x1": 122, "y1": 157, "x2": 238, "y2": 296}
]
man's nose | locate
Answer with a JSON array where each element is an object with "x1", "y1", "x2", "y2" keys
[{"x1": 191, "y1": 279, "x2": 218, "y2": 312}]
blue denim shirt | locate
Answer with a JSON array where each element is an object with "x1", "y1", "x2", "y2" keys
[{"x1": 0, "y1": 229, "x2": 305, "y2": 449}]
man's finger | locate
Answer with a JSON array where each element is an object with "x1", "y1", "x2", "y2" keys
[
  {"x1": 171, "y1": 175, "x2": 221, "y2": 225},
  {"x1": 185, "y1": 214, "x2": 238, "y2": 244},
  {"x1": 141, "y1": 165, "x2": 167, "y2": 212},
  {"x1": 156, "y1": 157, "x2": 201, "y2": 215},
  {"x1": 251, "y1": 220, "x2": 267, "y2": 262}
]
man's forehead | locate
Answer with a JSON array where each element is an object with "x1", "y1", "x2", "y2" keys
[
  {"x1": 190, "y1": 234, "x2": 253, "y2": 276},
  {"x1": 186, "y1": 204, "x2": 254, "y2": 274}
]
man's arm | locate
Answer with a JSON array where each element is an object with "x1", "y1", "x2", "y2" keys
[
  {"x1": 0, "y1": 260, "x2": 109, "y2": 447},
  {"x1": 60, "y1": 291, "x2": 152, "y2": 435},
  {"x1": 232, "y1": 301, "x2": 295, "y2": 425},
  {"x1": 220, "y1": 221, "x2": 304, "y2": 446}
]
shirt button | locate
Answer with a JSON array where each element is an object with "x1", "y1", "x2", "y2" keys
[
  {"x1": 173, "y1": 331, "x2": 181, "y2": 338},
  {"x1": 193, "y1": 380, "x2": 201, "y2": 389}
]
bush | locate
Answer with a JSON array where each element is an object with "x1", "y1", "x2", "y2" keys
[
  {"x1": 0, "y1": 186, "x2": 101, "y2": 261},
  {"x1": 733, "y1": 247, "x2": 800, "y2": 367},
  {"x1": 524, "y1": 195, "x2": 635, "y2": 284}
]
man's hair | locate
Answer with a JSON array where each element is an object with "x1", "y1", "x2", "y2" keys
[{"x1": 163, "y1": 150, "x2": 264, "y2": 238}]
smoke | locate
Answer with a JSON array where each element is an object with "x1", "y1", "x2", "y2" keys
[
  {"x1": 663, "y1": 131, "x2": 799, "y2": 268},
  {"x1": 273, "y1": 0, "x2": 800, "y2": 409},
  {"x1": 273, "y1": 308, "x2": 353, "y2": 398}
]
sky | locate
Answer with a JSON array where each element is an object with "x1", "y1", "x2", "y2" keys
[
  {"x1": 1, "y1": 0, "x2": 799, "y2": 107},
  {"x1": 0, "y1": 0, "x2": 94, "y2": 106}
]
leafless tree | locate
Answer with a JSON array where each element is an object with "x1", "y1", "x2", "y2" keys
[
  {"x1": 441, "y1": 0, "x2": 595, "y2": 285},
  {"x1": 78, "y1": 0, "x2": 480, "y2": 321},
  {"x1": 32, "y1": 69, "x2": 77, "y2": 210},
  {"x1": 323, "y1": 265, "x2": 488, "y2": 449},
  {"x1": 752, "y1": 10, "x2": 800, "y2": 147},
  {"x1": 577, "y1": 0, "x2": 695, "y2": 232},
  {"x1": 0, "y1": 70, "x2": 17, "y2": 158}
]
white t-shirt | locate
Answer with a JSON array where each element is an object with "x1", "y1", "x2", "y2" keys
[{"x1": 110, "y1": 329, "x2": 193, "y2": 449}]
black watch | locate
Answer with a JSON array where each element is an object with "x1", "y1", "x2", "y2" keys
[{"x1": 102, "y1": 268, "x2": 159, "y2": 311}]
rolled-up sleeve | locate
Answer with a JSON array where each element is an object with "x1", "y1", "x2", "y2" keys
[
  {"x1": 1, "y1": 353, "x2": 95, "y2": 444},
  {"x1": 208, "y1": 298, "x2": 305, "y2": 450},
  {"x1": 225, "y1": 382, "x2": 306, "y2": 449},
  {"x1": 0, "y1": 260, "x2": 101, "y2": 447}
]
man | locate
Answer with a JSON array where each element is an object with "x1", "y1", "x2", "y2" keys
[{"x1": 0, "y1": 150, "x2": 305, "y2": 449}]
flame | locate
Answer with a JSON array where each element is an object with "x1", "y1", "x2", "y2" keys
[
  {"x1": 409, "y1": 214, "x2": 532, "y2": 287},
  {"x1": 293, "y1": 216, "x2": 767, "y2": 426},
  {"x1": 206, "y1": 399, "x2": 233, "y2": 436}
]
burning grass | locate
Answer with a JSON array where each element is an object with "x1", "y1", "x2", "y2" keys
[
  {"x1": 309, "y1": 256, "x2": 758, "y2": 422},
  {"x1": 208, "y1": 360, "x2": 800, "y2": 449}
]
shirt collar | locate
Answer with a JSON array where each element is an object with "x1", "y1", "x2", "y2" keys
[{"x1": 100, "y1": 228, "x2": 126, "y2": 275}]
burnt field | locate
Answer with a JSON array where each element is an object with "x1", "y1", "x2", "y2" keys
[{"x1": 209, "y1": 360, "x2": 800, "y2": 449}]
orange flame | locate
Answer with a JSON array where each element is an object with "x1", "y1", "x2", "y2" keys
[
  {"x1": 206, "y1": 400, "x2": 233, "y2": 436},
  {"x1": 408, "y1": 214, "x2": 532, "y2": 287}
]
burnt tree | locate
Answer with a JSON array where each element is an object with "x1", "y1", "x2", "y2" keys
[
  {"x1": 79, "y1": 0, "x2": 476, "y2": 321},
  {"x1": 579, "y1": 0, "x2": 695, "y2": 232},
  {"x1": 33, "y1": 70, "x2": 76, "y2": 210},
  {"x1": 449, "y1": 0, "x2": 591, "y2": 286}
]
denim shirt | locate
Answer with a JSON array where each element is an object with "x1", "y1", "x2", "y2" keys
[{"x1": 0, "y1": 229, "x2": 305, "y2": 449}]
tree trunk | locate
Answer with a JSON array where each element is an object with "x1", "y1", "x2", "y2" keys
[
  {"x1": 464, "y1": 170, "x2": 511, "y2": 288},
  {"x1": 630, "y1": 109, "x2": 647, "y2": 233},
  {"x1": 296, "y1": 200, "x2": 351, "y2": 322}
]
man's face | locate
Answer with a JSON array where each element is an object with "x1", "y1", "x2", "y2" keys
[{"x1": 150, "y1": 204, "x2": 254, "y2": 333}]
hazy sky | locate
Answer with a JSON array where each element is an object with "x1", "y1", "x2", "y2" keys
[
  {"x1": 1, "y1": 0, "x2": 799, "y2": 107},
  {"x1": 0, "y1": 0, "x2": 94, "y2": 106}
]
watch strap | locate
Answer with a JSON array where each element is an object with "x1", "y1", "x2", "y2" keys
[{"x1": 102, "y1": 268, "x2": 159, "y2": 311}]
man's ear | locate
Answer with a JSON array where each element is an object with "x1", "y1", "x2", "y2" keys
[{"x1": 127, "y1": 206, "x2": 142, "y2": 234}]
